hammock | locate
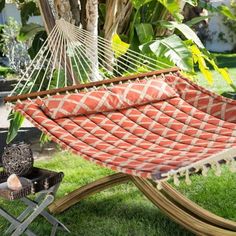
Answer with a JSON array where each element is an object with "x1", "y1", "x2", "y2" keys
[{"x1": 4, "y1": 14, "x2": 236, "y2": 236}]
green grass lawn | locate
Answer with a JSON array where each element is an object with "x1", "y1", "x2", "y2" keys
[
  {"x1": 0, "y1": 54, "x2": 236, "y2": 235},
  {"x1": 0, "y1": 152, "x2": 235, "y2": 236}
]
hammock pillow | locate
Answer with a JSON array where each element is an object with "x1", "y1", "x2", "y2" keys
[{"x1": 40, "y1": 78, "x2": 179, "y2": 119}]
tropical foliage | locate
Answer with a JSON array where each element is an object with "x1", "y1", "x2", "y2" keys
[
  {"x1": 0, "y1": 18, "x2": 31, "y2": 74},
  {"x1": 97, "y1": 0, "x2": 234, "y2": 86}
]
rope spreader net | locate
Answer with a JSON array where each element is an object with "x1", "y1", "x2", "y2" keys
[{"x1": 6, "y1": 19, "x2": 175, "y2": 103}]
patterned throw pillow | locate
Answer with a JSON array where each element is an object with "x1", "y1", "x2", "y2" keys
[{"x1": 40, "y1": 78, "x2": 179, "y2": 119}]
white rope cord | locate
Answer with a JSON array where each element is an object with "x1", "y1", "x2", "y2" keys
[
  {"x1": 78, "y1": 26, "x2": 171, "y2": 69},
  {"x1": 87, "y1": 34, "x2": 161, "y2": 72},
  {"x1": 71, "y1": 31, "x2": 123, "y2": 78},
  {"x1": 70, "y1": 49, "x2": 84, "y2": 83},
  {"x1": 71, "y1": 24, "x2": 153, "y2": 71},
  {"x1": 69, "y1": 33, "x2": 102, "y2": 82},
  {"x1": 38, "y1": 25, "x2": 63, "y2": 91},
  {"x1": 59, "y1": 23, "x2": 84, "y2": 84},
  {"x1": 56, "y1": 24, "x2": 65, "y2": 88},
  {"x1": 46, "y1": 26, "x2": 64, "y2": 90},
  {"x1": 69, "y1": 37, "x2": 103, "y2": 82},
  {"x1": 57, "y1": 20, "x2": 90, "y2": 83},
  {"x1": 27, "y1": 25, "x2": 60, "y2": 93},
  {"x1": 9, "y1": 19, "x2": 175, "y2": 98},
  {"x1": 67, "y1": 36, "x2": 93, "y2": 83},
  {"x1": 74, "y1": 33, "x2": 122, "y2": 76},
  {"x1": 64, "y1": 31, "x2": 68, "y2": 87},
  {"x1": 66, "y1": 25, "x2": 105, "y2": 81},
  {"x1": 68, "y1": 22, "x2": 145, "y2": 78},
  {"x1": 67, "y1": 39, "x2": 76, "y2": 85},
  {"x1": 74, "y1": 31, "x2": 135, "y2": 77},
  {"x1": 63, "y1": 18, "x2": 172, "y2": 76},
  {"x1": 78, "y1": 29, "x2": 155, "y2": 71},
  {"x1": 69, "y1": 21, "x2": 168, "y2": 75},
  {"x1": 9, "y1": 25, "x2": 59, "y2": 96}
]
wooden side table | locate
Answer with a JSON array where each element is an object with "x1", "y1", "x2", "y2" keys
[{"x1": 0, "y1": 167, "x2": 70, "y2": 236}]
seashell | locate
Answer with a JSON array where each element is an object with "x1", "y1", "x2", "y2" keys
[{"x1": 7, "y1": 174, "x2": 22, "y2": 191}]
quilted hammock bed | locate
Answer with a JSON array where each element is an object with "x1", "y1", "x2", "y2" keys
[{"x1": 14, "y1": 72, "x2": 236, "y2": 184}]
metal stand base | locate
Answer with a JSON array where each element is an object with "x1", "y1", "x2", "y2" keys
[{"x1": 0, "y1": 185, "x2": 70, "y2": 236}]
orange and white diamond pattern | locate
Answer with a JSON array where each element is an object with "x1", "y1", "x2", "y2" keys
[{"x1": 15, "y1": 73, "x2": 236, "y2": 180}]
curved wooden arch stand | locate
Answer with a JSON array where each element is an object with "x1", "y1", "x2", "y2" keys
[
  {"x1": 160, "y1": 181, "x2": 236, "y2": 232},
  {"x1": 49, "y1": 173, "x2": 130, "y2": 214},
  {"x1": 49, "y1": 173, "x2": 236, "y2": 236},
  {"x1": 131, "y1": 177, "x2": 236, "y2": 236}
]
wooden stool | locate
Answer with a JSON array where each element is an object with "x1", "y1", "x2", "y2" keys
[{"x1": 0, "y1": 167, "x2": 70, "y2": 236}]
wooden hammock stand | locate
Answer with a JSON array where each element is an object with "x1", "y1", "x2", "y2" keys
[{"x1": 12, "y1": 1, "x2": 234, "y2": 235}]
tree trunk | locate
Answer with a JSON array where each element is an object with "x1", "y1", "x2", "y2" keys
[
  {"x1": 40, "y1": 0, "x2": 101, "y2": 81},
  {"x1": 103, "y1": 0, "x2": 132, "y2": 72},
  {"x1": 69, "y1": 0, "x2": 81, "y2": 26},
  {"x1": 104, "y1": 0, "x2": 132, "y2": 41},
  {"x1": 85, "y1": 0, "x2": 100, "y2": 81}
]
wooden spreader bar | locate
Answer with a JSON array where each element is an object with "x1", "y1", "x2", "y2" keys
[{"x1": 4, "y1": 67, "x2": 179, "y2": 103}]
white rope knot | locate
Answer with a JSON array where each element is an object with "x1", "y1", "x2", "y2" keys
[
  {"x1": 214, "y1": 161, "x2": 221, "y2": 177},
  {"x1": 230, "y1": 158, "x2": 236, "y2": 173},
  {"x1": 202, "y1": 165, "x2": 209, "y2": 177},
  {"x1": 173, "y1": 173, "x2": 180, "y2": 186},
  {"x1": 185, "y1": 169, "x2": 192, "y2": 185},
  {"x1": 156, "y1": 181, "x2": 163, "y2": 190}
]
